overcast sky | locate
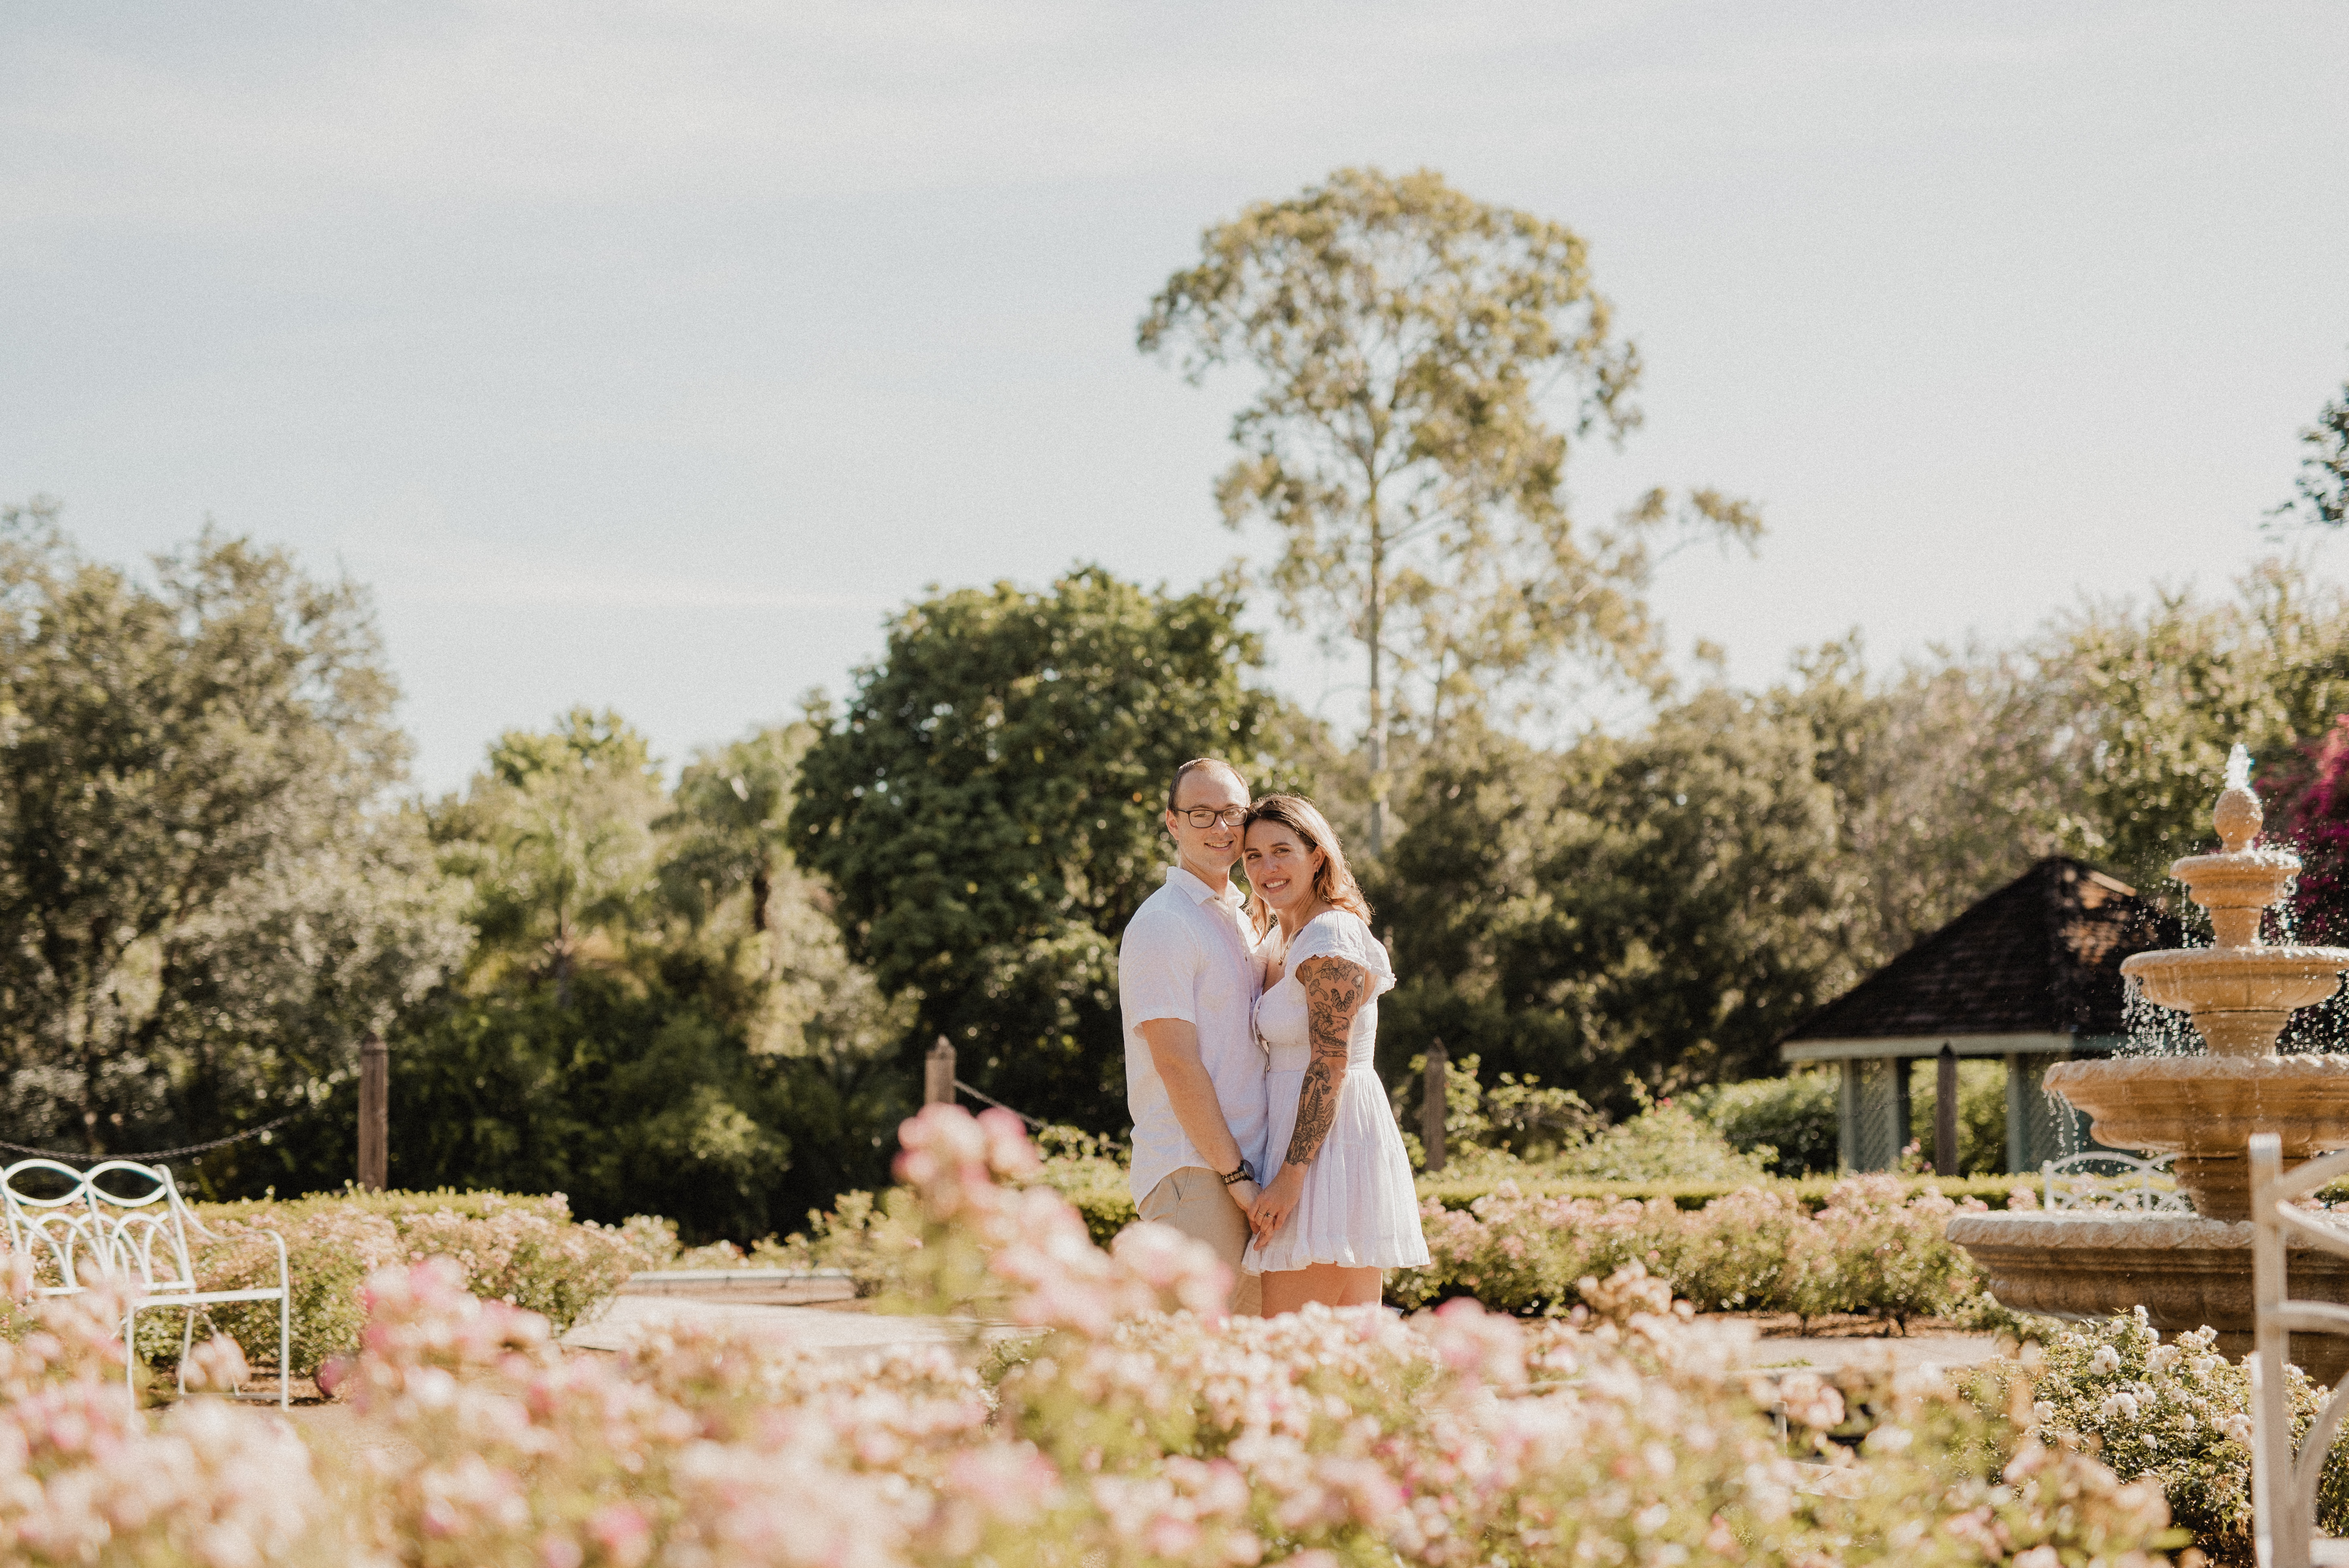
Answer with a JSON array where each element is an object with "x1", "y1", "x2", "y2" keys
[{"x1": 4, "y1": 3, "x2": 2345, "y2": 791}]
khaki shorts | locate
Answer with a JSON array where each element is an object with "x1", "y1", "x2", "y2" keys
[{"x1": 1138, "y1": 1167, "x2": 1262, "y2": 1318}]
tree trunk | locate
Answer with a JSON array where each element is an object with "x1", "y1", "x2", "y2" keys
[
  {"x1": 552, "y1": 911, "x2": 573, "y2": 1010},
  {"x1": 751, "y1": 864, "x2": 772, "y2": 934}
]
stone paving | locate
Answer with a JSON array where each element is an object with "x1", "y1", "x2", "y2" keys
[
  {"x1": 558, "y1": 1295, "x2": 2009, "y2": 1375},
  {"x1": 560, "y1": 1294, "x2": 986, "y2": 1358}
]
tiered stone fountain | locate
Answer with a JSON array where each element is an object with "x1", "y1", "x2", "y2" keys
[{"x1": 1948, "y1": 746, "x2": 2349, "y2": 1380}]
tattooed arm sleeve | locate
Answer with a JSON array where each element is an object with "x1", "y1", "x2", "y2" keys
[{"x1": 1282, "y1": 954, "x2": 1370, "y2": 1169}]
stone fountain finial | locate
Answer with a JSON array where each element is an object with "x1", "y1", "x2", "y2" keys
[
  {"x1": 2214, "y1": 742, "x2": 2262, "y2": 857},
  {"x1": 2169, "y1": 744, "x2": 2292, "y2": 957}
]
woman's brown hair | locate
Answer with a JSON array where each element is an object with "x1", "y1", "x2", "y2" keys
[{"x1": 1240, "y1": 793, "x2": 1373, "y2": 937}]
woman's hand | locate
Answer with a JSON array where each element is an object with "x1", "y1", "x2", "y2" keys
[{"x1": 1249, "y1": 1164, "x2": 1305, "y2": 1248}]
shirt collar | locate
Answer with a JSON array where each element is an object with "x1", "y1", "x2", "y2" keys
[{"x1": 1164, "y1": 864, "x2": 1244, "y2": 909}]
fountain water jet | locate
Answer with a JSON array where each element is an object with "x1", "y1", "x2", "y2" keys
[{"x1": 1948, "y1": 746, "x2": 2349, "y2": 1379}]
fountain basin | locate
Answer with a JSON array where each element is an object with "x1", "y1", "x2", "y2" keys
[
  {"x1": 1948, "y1": 1210, "x2": 2349, "y2": 1383},
  {"x1": 2118, "y1": 946, "x2": 2349, "y2": 1055},
  {"x1": 2043, "y1": 1054, "x2": 2349, "y2": 1219},
  {"x1": 2167, "y1": 848, "x2": 2301, "y2": 948}
]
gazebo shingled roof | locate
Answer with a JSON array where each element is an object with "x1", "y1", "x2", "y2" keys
[{"x1": 1785, "y1": 856, "x2": 2182, "y2": 1046}]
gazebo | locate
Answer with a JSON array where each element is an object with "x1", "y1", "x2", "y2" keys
[{"x1": 1778, "y1": 857, "x2": 2179, "y2": 1174}]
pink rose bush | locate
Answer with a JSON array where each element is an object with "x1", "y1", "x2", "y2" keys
[
  {"x1": 177, "y1": 1187, "x2": 652, "y2": 1375},
  {"x1": 0, "y1": 1106, "x2": 2182, "y2": 1566},
  {"x1": 286, "y1": 1106, "x2": 2174, "y2": 1567},
  {"x1": 1398, "y1": 1171, "x2": 1993, "y2": 1323},
  {"x1": 0, "y1": 1255, "x2": 320, "y2": 1566}
]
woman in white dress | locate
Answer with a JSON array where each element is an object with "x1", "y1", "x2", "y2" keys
[{"x1": 1239, "y1": 794, "x2": 1430, "y2": 1313}]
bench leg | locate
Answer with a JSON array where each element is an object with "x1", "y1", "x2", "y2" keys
[
  {"x1": 121, "y1": 1302, "x2": 140, "y2": 1412},
  {"x1": 177, "y1": 1308, "x2": 196, "y2": 1397},
  {"x1": 278, "y1": 1289, "x2": 290, "y2": 1410}
]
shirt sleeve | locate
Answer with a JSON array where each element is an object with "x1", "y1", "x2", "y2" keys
[
  {"x1": 1290, "y1": 913, "x2": 1397, "y2": 996},
  {"x1": 1119, "y1": 905, "x2": 1202, "y2": 1028}
]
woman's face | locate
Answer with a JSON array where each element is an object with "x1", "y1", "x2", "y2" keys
[{"x1": 1243, "y1": 820, "x2": 1324, "y2": 917}]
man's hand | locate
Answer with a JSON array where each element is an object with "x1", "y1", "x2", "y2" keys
[{"x1": 1226, "y1": 1177, "x2": 1260, "y2": 1215}]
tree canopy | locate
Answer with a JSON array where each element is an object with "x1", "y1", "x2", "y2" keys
[
  {"x1": 1142, "y1": 166, "x2": 1759, "y2": 851},
  {"x1": 789, "y1": 565, "x2": 1315, "y2": 1128},
  {"x1": 2281, "y1": 378, "x2": 2349, "y2": 529},
  {"x1": 1371, "y1": 557, "x2": 2349, "y2": 1111},
  {"x1": 0, "y1": 499, "x2": 466, "y2": 1166}
]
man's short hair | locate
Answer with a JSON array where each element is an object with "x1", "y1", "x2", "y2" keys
[{"x1": 1166, "y1": 757, "x2": 1247, "y2": 811}]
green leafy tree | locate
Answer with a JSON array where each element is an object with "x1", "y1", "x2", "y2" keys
[
  {"x1": 790, "y1": 566, "x2": 1307, "y2": 1129},
  {"x1": 662, "y1": 722, "x2": 915, "y2": 1203},
  {"x1": 2279, "y1": 376, "x2": 2349, "y2": 529},
  {"x1": 1141, "y1": 166, "x2": 1760, "y2": 851},
  {"x1": 1765, "y1": 636, "x2": 2089, "y2": 960},
  {"x1": 433, "y1": 708, "x2": 664, "y2": 1005},
  {"x1": 1378, "y1": 685, "x2": 1875, "y2": 1112},
  {"x1": 660, "y1": 724, "x2": 811, "y2": 934},
  {"x1": 2038, "y1": 558, "x2": 2349, "y2": 896},
  {"x1": 0, "y1": 499, "x2": 467, "y2": 1168},
  {"x1": 345, "y1": 714, "x2": 909, "y2": 1240}
]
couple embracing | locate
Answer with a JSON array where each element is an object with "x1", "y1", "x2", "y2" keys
[{"x1": 1118, "y1": 757, "x2": 1430, "y2": 1317}]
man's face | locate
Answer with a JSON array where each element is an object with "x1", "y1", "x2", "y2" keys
[{"x1": 1165, "y1": 765, "x2": 1250, "y2": 874}]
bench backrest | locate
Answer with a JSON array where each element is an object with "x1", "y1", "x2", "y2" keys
[
  {"x1": 2040, "y1": 1151, "x2": 2190, "y2": 1212},
  {"x1": 0, "y1": 1158, "x2": 204, "y2": 1295}
]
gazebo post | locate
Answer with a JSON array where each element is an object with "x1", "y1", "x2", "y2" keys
[{"x1": 2004, "y1": 1052, "x2": 2027, "y2": 1173}]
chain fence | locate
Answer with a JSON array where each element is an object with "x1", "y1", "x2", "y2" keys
[{"x1": 0, "y1": 1105, "x2": 314, "y2": 1164}]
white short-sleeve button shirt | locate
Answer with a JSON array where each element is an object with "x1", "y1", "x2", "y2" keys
[{"x1": 1118, "y1": 865, "x2": 1268, "y2": 1203}]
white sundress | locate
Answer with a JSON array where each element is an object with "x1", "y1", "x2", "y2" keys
[{"x1": 1244, "y1": 910, "x2": 1431, "y2": 1276}]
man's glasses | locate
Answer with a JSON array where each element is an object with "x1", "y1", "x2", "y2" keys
[{"x1": 1172, "y1": 806, "x2": 1247, "y2": 829}]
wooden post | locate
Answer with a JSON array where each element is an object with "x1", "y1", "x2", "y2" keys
[
  {"x1": 1935, "y1": 1045, "x2": 1959, "y2": 1177},
  {"x1": 357, "y1": 1031, "x2": 389, "y2": 1192},
  {"x1": 1421, "y1": 1039, "x2": 1448, "y2": 1173},
  {"x1": 925, "y1": 1036, "x2": 956, "y2": 1107}
]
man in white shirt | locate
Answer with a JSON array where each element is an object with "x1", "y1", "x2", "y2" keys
[{"x1": 1118, "y1": 756, "x2": 1268, "y2": 1316}]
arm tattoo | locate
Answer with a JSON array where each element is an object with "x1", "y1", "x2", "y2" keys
[{"x1": 1283, "y1": 955, "x2": 1368, "y2": 1169}]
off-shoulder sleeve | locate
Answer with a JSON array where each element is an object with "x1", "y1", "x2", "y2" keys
[{"x1": 1289, "y1": 912, "x2": 1396, "y2": 997}]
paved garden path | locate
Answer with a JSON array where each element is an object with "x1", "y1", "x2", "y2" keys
[
  {"x1": 560, "y1": 1296, "x2": 2009, "y2": 1376},
  {"x1": 559, "y1": 1294, "x2": 1002, "y2": 1359},
  {"x1": 1739, "y1": 1333, "x2": 2004, "y2": 1374}
]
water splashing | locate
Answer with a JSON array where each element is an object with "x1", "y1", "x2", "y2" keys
[
  {"x1": 2121, "y1": 974, "x2": 2203, "y2": 1057},
  {"x1": 2226, "y1": 742, "x2": 2253, "y2": 791}
]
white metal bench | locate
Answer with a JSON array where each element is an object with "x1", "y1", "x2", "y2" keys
[
  {"x1": 2250, "y1": 1134, "x2": 2349, "y2": 1568},
  {"x1": 2040, "y1": 1151, "x2": 2190, "y2": 1213},
  {"x1": 0, "y1": 1158, "x2": 289, "y2": 1408}
]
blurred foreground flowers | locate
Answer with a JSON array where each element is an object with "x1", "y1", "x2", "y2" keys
[{"x1": 0, "y1": 1105, "x2": 2181, "y2": 1567}]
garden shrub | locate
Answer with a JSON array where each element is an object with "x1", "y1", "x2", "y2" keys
[
  {"x1": 303, "y1": 1105, "x2": 2176, "y2": 1568},
  {"x1": 1693, "y1": 1069, "x2": 1840, "y2": 1174},
  {"x1": 1988, "y1": 1306, "x2": 2349, "y2": 1565},
  {"x1": 1547, "y1": 1093, "x2": 1776, "y2": 1182},
  {"x1": 0, "y1": 1106, "x2": 2188, "y2": 1567},
  {"x1": 170, "y1": 1186, "x2": 655, "y2": 1374},
  {"x1": 1392, "y1": 1173, "x2": 1995, "y2": 1323},
  {"x1": 0, "y1": 1258, "x2": 322, "y2": 1564},
  {"x1": 782, "y1": 1135, "x2": 2030, "y2": 1315}
]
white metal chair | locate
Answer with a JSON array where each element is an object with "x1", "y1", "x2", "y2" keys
[
  {"x1": 2040, "y1": 1150, "x2": 2190, "y2": 1213},
  {"x1": 2249, "y1": 1134, "x2": 2349, "y2": 1568},
  {"x1": 0, "y1": 1158, "x2": 289, "y2": 1408}
]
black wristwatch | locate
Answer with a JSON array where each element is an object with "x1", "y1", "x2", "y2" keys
[{"x1": 1218, "y1": 1160, "x2": 1257, "y2": 1188}]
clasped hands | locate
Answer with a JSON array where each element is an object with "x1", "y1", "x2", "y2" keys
[{"x1": 1238, "y1": 1164, "x2": 1304, "y2": 1249}]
